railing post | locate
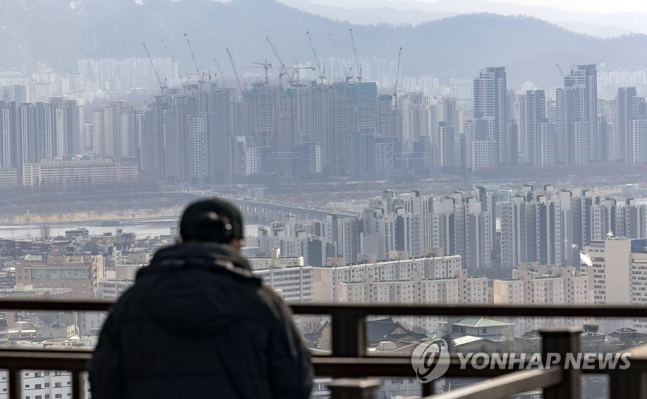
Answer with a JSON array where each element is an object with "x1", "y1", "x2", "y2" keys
[
  {"x1": 421, "y1": 381, "x2": 434, "y2": 396},
  {"x1": 72, "y1": 371, "x2": 85, "y2": 399},
  {"x1": 328, "y1": 378, "x2": 380, "y2": 399},
  {"x1": 8, "y1": 369, "x2": 21, "y2": 399},
  {"x1": 540, "y1": 327, "x2": 582, "y2": 399},
  {"x1": 610, "y1": 369, "x2": 647, "y2": 398},
  {"x1": 331, "y1": 311, "x2": 365, "y2": 358}
]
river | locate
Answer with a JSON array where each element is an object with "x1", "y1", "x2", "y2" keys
[{"x1": 0, "y1": 219, "x2": 263, "y2": 240}]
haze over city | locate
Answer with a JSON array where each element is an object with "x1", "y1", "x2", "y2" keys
[
  {"x1": 1, "y1": 0, "x2": 647, "y2": 398},
  {"x1": 307, "y1": 0, "x2": 647, "y2": 13}
]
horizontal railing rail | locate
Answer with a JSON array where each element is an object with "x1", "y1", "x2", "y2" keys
[
  {"x1": 0, "y1": 298, "x2": 646, "y2": 318},
  {"x1": 290, "y1": 302, "x2": 647, "y2": 318},
  {"x1": 0, "y1": 299, "x2": 645, "y2": 398},
  {"x1": 424, "y1": 367, "x2": 563, "y2": 399}
]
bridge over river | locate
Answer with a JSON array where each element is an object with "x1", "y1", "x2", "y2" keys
[{"x1": 182, "y1": 191, "x2": 358, "y2": 224}]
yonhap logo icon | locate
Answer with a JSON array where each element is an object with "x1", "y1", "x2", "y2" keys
[{"x1": 411, "y1": 338, "x2": 450, "y2": 382}]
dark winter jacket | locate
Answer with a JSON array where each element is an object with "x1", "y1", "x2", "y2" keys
[{"x1": 89, "y1": 243, "x2": 313, "y2": 399}]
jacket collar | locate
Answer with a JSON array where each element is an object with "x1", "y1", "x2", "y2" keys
[{"x1": 137, "y1": 242, "x2": 256, "y2": 280}]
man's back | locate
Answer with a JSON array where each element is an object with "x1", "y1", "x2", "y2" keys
[{"x1": 89, "y1": 243, "x2": 313, "y2": 399}]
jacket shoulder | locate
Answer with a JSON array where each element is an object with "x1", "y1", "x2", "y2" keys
[
  {"x1": 106, "y1": 284, "x2": 143, "y2": 321},
  {"x1": 255, "y1": 285, "x2": 294, "y2": 320}
]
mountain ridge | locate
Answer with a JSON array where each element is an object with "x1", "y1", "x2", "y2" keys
[
  {"x1": 2, "y1": 0, "x2": 647, "y2": 87},
  {"x1": 298, "y1": 0, "x2": 647, "y2": 36}
]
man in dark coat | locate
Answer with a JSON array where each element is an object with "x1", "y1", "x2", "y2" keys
[{"x1": 89, "y1": 198, "x2": 313, "y2": 399}]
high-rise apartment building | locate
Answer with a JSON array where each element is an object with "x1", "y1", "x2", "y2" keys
[
  {"x1": 582, "y1": 238, "x2": 647, "y2": 332},
  {"x1": 616, "y1": 87, "x2": 647, "y2": 163},
  {"x1": 359, "y1": 189, "x2": 493, "y2": 269},
  {"x1": 520, "y1": 90, "x2": 546, "y2": 165},
  {"x1": 0, "y1": 99, "x2": 82, "y2": 175},
  {"x1": 556, "y1": 65, "x2": 598, "y2": 164},
  {"x1": 473, "y1": 67, "x2": 512, "y2": 165},
  {"x1": 500, "y1": 193, "x2": 563, "y2": 268}
]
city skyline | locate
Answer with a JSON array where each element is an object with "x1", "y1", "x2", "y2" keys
[
  {"x1": 2, "y1": 1, "x2": 647, "y2": 398},
  {"x1": 6, "y1": 62, "x2": 647, "y2": 193}
]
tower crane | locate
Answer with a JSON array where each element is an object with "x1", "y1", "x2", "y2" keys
[
  {"x1": 161, "y1": 38, "x2": 181, "y2": 79},
  {"x1": 394, "y1": 47, "x2": 402, "y2": 99},
  {"x1": 184, "y1": 33, "x2": 206, "y2": 89},
  {"x1": 306, "y1": 31, "x2": 325, "y2": 85},
  {"x1": 349, "y1": 29, "x2": 362, "y2": 82},
  {"x1": 206, "y1": 69, "x2": 214, "y2": 87},
  {"x1": 183, "y1": 74, "x2": 192, "y2": 93},
  {"x1": 394, "y1": 47, "x2": 402, "y2": 141},
  {"x1": 251, "y1": 60, "x2": 272, "y2": 86},
  {"x1": 329, "y1": 33, "x2": 352, "y2": 83},
  {"x1": 227, "y1": 48, "x2": 244, "y2": 94},
  {"x1": 556, "y1": 63, "x2": 565, "y2": 79},
  {"x1": 291, "y1": 65, "x2": 315, "y2": 88},
  {"x1": 143, "y1": 43, "x2": 167, "y2": 95},
  {"x1": 213, "y1": 57, "x2": 226, "y2": 86},
  {"x1": 266, "y1": 36, "x2": 293, "y2": 87}
]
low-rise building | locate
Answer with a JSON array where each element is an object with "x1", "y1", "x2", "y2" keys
[
  {"x1": 311, "y1": 254, "x2": 485, "y2": 332},
  {"x1": 14, "y1": 255, "x2": 104, "y2": 298},
  {"x1": 22, "y1": 160, "x2": 139, "y2": 188}
]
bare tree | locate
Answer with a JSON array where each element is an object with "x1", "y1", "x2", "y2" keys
[
  {"x1": 317, "y1": 324, "x2": 332, "y2": 351},
  {"x1": 299, "y1": 316, "x2": 325, "y2": 335},
  {"x1": 583, "y1": 324, "x2": 599, "y2": 333},
  {"x1": 40, "y1": 224, "x2": 51, "y2": 241}
]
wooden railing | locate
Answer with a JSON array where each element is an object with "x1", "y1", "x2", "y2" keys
[{"x1": 0, "y1": 299, "x2": 645, "y2": 398}]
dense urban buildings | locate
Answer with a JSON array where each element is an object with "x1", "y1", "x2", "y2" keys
[
  {"x1": 5, "y1": 2, "x2": 647, "y2": 395},
  {"x1": 2, "y1": 62, "x2": 647, "y2": 190},
  {"x1": 0, "y1": 182, "x2": 645, "y2": 398}
]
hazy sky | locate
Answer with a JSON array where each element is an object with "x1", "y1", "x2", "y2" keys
[
  {"x1": 312, "y1": 0, "x2": 647, "y2": 14},
  {"x1": 481, "y1": 0, "x2": 647, "y2": 13}
]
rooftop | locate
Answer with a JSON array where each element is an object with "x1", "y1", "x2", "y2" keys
[{"x1": 453, "y1": 317, "x2": 514, "y2": 328}]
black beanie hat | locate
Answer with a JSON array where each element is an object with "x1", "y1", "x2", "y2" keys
[{"x1": 180, "y1": 198, "x2": 244, "y2": 242}]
